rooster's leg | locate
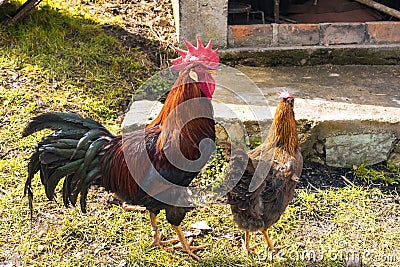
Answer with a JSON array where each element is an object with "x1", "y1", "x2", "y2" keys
[
  {"x1": 149, "y1": 211, "x2": 163, "y2": 248},
  {"x1": 261, "y1": 230, "x2": 286, "y2": 252},
  {"x1": 172, "y1": 225, "x2": 208, "y2": 261},
  {"x1": 244, "y1": 231, "x2": 261, "y2": 253},
  {"x1": 149, "y1": 212, "x2": 179, "y2": 247}
]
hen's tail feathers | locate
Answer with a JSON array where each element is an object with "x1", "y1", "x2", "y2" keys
[
  {"x1": 219, "y1": 141, "x2": 257, "y2": 193},
  {"x1": 23, "y1": 112, "x2": 115, "y2": 215},
  {"x1": 219, "y1": 141, "x2": 255, "y2": 174}
]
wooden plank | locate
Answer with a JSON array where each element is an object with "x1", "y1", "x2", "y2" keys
[
  {"x1": 11, "y1": 0, "x2": 42, "y2": 23},
  {"x1": 353, "y1": 0, "x2": 400, "y2": 20},
  {"x1": 274, "y1": 0, "x2": 280, "y2": 23}
]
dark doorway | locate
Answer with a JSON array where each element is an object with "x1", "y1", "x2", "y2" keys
[{"x1": 228, "y1": 0, "x2": 399, "y2": 25}]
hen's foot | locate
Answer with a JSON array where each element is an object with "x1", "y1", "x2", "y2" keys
[
  {"x1": 244, "y1": 230, "x2": 286, "y2": 254},
  {"x1": 244, "y1": 231, "x2": 260, "y2": 254},
  {"x1": 244, "y1": 243, "x2": 261, "y2": 254},
  {"x1": 262, "y1": 230, "x2": 286, "y2": 253},
  {"x1": 268, "y1": 244, "x2": 286, "y2": 253}
]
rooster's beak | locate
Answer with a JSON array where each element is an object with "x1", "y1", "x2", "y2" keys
[{"x1": 207, "y1": 69, "x2": 217, "y2": 75}]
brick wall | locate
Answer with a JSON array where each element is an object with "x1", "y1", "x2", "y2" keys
[{"x1": 228, "y1": 22, "x2": 400, "y2": 47}]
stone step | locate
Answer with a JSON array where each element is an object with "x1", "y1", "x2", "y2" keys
[{"x1": 123, "y1": 64, "x2": 400, "y2": 168}]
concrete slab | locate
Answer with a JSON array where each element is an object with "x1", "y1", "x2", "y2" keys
[
  {"x1": 124, "y1": 64, "x2": 400, "y2": 168},
  {"x1": 237, "y1": 65, "x2": 400, "y2": 108},
  {"x1": 172, "y1": 0, "x2": 228, "y2": 47},
  {"x1": 235, "y1": 65, "x2": 400, "y2": 167}
]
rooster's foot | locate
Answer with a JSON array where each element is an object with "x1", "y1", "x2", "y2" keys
[
  {"x1": 149, "y1": 230, "x2": 164, "y2": 248},
  {"x1": 148, "y1": 211, "x2": 179, "y2": 249},
  {"x1": 177, "y1": 241, "x2": 209, "y2": 262},
  {"x1": 149, "y1": 232, "x2": 182, "y2": 252},
  {"x1": 160, "y1": 237, "x2": 180, "y2": 245},
  {"x1": 174, "y1": 237, "x2": 209, "y2": 250},
  {"x1": 172, "y1": 225, "x2": 208, "y2": 261}
]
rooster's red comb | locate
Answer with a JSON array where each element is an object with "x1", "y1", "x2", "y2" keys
[
  {"x1": 277, "y1": 90, "x2": 294, "y2": 99},
  {"x1": 171, "y1": 36, "x2": 219, "y2": 70}
]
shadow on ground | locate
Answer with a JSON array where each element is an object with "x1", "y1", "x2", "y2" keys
[{"x1": 299, "y1": 161, "x2": 400, "y2": 195}]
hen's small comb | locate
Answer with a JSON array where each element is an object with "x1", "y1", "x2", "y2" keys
[
  {"x1": 171, "y1": 36, "x2": 219, "y2": 70},
  {"x1": 277, "y1": 90, "x2": 293, "y2": 99}
]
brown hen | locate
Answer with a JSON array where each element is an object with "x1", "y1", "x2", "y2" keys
[{"x1": 221, "y1": 91, "x2": 303, "y2": 253}]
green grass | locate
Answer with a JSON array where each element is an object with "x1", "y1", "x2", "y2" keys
[
  {"x1": 354, "y1": 163, "x2": 400, "y2": 185},
  {"x1": 1, "y1": 1, "x2": 400, "y2": 266}
]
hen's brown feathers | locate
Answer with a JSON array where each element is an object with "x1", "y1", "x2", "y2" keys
[
  {"x1": 253, "y1": 98, "x2": 299, "y2": 159},
  {"x1": 226, "y1": 97, "x2": 303, "y2": 232}
]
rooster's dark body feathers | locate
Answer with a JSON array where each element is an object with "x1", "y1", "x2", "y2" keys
[{"x1": 23, "y1": 70, "x2": 215, "y2": 229}]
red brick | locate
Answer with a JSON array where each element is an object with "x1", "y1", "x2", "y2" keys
[
  {"x1": 278, "y1": 24, "x2": 320, "y2": 46},
  {"x1": 228, "y1": 25, "x2": 273, "y2": 47},
  {"x1": 367, "y1": 22, "x2": 400, "y2": 44},
  {"x1": 320, "y1": 23, "x2": 366, "y2": 45}
]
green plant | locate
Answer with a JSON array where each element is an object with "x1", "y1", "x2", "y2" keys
[{"x1": 353, "y1": 163, "x2": 399, "y2": 185}]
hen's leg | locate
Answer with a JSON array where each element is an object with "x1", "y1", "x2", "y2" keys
[
  {"x1": 172, "y1": 225, "x2": 208, "y2": 261},
  {"x1": 244, "y1": 231, "x2": 261, "y2": 253},
  {"x1": 261, "y1": 230, "x2": 286, "y2": 252}
]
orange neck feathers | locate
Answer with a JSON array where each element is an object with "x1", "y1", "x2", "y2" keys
[
  {"x1": 146, "y1": 69, "x2": 215, "y2": 157},
  {"x1": 265, "y1": 99, "x2": 299, "y2": 156},
  {"x1": 146, "y1": 68, "x2": 204, "y2": 130}
]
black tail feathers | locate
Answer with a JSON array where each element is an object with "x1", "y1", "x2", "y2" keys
[{"x1": 23, "y1": 112, "x2": 115, "y2": 216}]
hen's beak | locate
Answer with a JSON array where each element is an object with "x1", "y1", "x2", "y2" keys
[{"x1": 207, "y1": 69, "x2": 217, "y2": 75}]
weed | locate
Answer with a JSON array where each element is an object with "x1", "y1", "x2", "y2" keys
[{"x1": 354, "y1": 163, "x2": 400, "y2": 185}]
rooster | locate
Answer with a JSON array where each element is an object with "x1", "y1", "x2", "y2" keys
[
  {"x1": 23, "y1": 37, "x2": 219, "y2": 261},
  {"x1": 220, "y1": 91, "x2": 303, "y2": 253}
]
